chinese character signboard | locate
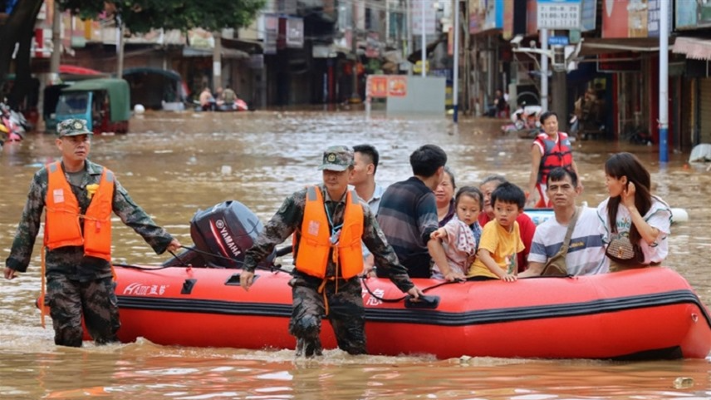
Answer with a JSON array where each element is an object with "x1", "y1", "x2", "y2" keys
[
  {"x1": 388, "y1": 76, "x2": 407, "y2": 97},
  {"x1": 368, "y1": 75, "x2": 389, "y2": 98},
  {"x1": 32, "y1": 28, "x2": 51, "y2": 58},
  {"x1": 483, "y1": 0, "x2": 504, "y2": 31},
  {"x1": 601, "y1": 0, "x2": 628, "y2": 38},
  {"x1": 276, "y1": 0, "x2": 297, "y2": 14},
  {"x1": 366, "y1": 32, "x2": 380, "y2": 58},
  {"x1": 264, "y1": 14, "x2": 278, "y2": 54},
  {"x1": 537, "y1": 0, "x2": 581, "y2": 30},
  {"x1": 503, "y1": 0, "x2": 514, "y2": 39},
  {"x1": 526, "y1": 0, "x2": 538, "y2": 35},
  {"x1": 470, "y1": 5, "x2": 484, "y2": 34},
  {"x1": 285, "y1": 17, "x2": 304, "y2": 48},
  {"x1": 627, "y1": 0, "x2": 648, "y2": 38},
  {"x1": 598, "y1": 52, "x2": 641, "y2": 72},
  {"x1": 412, "y1": 0, "x2": 437, "y2": 35},
  {"x1": 580, "y1": 0, "x2": 596, "y2": 31},
  {"x1": 676, "y1": 1, "x2": 711, "y2": 30},
  {"x1": 647, "y1": 0, "x2": 672, "y2": 37}
]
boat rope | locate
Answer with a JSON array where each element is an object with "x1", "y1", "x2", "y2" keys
[
  {"x1": 179, "y1": 245, "x2": 292, "y2": 264},
  {"x1": 178, "y1": 245, "x2": 291, "y2": 273},
  {"x1": 360, "y1": 276, "x2": 455, "y2": 303},
  {"x1": 168, "y1": 250, "x2": 189, "y2": 267},
  {"x1": 180, "y1": 245, "x2": 247, "y2": 266},
  {"x1": 113, "y1": 263, "x2": 175, "y2": 271}
]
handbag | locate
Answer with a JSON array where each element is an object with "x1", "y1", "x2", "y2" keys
[
  {"x1": 540, "y1": 207, "x2": 580, "y2": 277},
  {"x1": 605, "y1": 230, "x2": 645, "y2": 266}
]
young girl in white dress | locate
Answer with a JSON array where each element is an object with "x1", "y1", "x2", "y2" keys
[{"x1": 430, "y1": 187, "x2": 484, "y2": 279}]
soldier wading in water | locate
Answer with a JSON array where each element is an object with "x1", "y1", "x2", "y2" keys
[
  {"x1": 4, "y1": 118, "x2": 181, "y2": 347},
  {"x1": 240, "y1": 145, "x2": 422, "y2": 357}
]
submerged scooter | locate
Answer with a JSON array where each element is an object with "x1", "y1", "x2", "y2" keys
[
  {"x1": 501, "y1": 103, "x2": 542, "y2": 138},
  {"x1": 0, "y1": 103, "x2": 26, "y2": 142},
  {"x1": 0, "y1": 123, "x2": 7, "y2": 150}
]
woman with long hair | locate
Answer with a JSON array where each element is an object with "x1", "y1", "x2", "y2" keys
[{"x1": 596, "y1": 152, "x2": 672, "y2": 272}]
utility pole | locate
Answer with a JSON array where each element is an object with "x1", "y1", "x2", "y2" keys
[
  {"x1": 452, "y1": 0, "x2": 459, "y2": 122},
  {"x1": 39, "y1": 0, "x2": 62, "y2": 131},
  {"x1": 540, "y1": 29, "x2": 548, "y2": 112},
  {"x1": 407, "y1": 0, "x2": 413, "y2": 75},
  {"x1": 659, "y1": 0, "x2": 669, "y2": 162},
  {"x1": 463, "y1": 0, "x2": 470, "y2": 115},
  {"x1": 49, "y1": 1, "x2": 61, "y2": 81},
  {"x1": 213, "y1": 30, "x2": 222, "y2": 92},
  {"x1": 473, "y1": 36, "x2": 480, "y2": 115},
  {"x1": 420, "y1": 0, "x2": 425, "y2": 77},
  {"x1": 116, "y1": 15, "x2": 124, "y2": 78},
  {"x1": 350, "y1": 0, "x2": 360, "y2": 103}
]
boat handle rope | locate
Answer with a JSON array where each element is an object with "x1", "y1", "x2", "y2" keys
[
  {"x1": 114, "y1": 245, "x2": 292, "y2": 274},
  {"x1": 177, "y1": 245, "x2": 292, "y2": 274},
  {"x1": 360, "y1": 276, "x2": 455, "y2": 303}
]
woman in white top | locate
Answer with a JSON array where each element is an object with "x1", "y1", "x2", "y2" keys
[{"x1": 596, "y1": 152, "x2": 672, "y2": 272}]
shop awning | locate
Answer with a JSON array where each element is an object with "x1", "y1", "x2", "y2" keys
[
  {"x1": 312, "y1": 43, "x2": 356, "y2": 60},
  {"x1": 672, "y1": 37, "x2": 711, "y2": 60},
  {"x1": 221, "y1": 37, "x2": 263, "y2": 55},
  {"x1": 580, "y1": 37, "x2": 671, "y2": 56},
  {"x1": 182, "y1": 47, "x2": 249, "y2": 59}
]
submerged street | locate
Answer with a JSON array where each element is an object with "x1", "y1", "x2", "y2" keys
[{"x1": 1, "y1": 110, "x2": 710, "y2": 399}]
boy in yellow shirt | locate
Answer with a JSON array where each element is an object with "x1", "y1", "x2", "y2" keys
[{"x1": 468, "y1": 182, "x2": 526, "y2": 282}]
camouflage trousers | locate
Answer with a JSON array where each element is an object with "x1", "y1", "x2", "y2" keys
[
  {"x1": 46, "y1": 274, "x2": 121, "y2": 347},
  {"x1": 289, "y1": 273, "x2": 366, "y2": 356}
]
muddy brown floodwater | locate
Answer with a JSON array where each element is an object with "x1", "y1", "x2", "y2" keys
[{"x1": 1, "y1": 110, "x2": 710, "y2": 399}]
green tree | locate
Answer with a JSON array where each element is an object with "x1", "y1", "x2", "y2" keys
[
  {"x1": 0, "y1": 0, "x2": 265, "y2": 109},
  {"x1": 62, "y1": 0, "x2": 265, "y2": 34}
]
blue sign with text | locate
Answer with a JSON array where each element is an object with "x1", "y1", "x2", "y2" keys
[{"x1": 548, "y1": 36, "x2": 569, "y2": 46}]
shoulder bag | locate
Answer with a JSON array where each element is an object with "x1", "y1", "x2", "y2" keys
[
  {"x1": 605, "y1": 224, "x2": 645, "y2": 266},
  {"x1": 540, "y1": 207, "x2": 580, "y2": 277}
]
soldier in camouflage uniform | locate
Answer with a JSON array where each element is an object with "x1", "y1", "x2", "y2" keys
[
  {"x1": 240, "y1": 145, "x2": 422, "y2": 357},
  {"x1": 3, "y1": 118, "x2": 181, "y2": 347}
]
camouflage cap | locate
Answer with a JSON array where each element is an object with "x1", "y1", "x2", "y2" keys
[
  {"x1": 57, "y1": 118, "x2": 92, "y2": 137},
  {"x1": 319, "y1": 145, "x2": 354, "y2": 171}
]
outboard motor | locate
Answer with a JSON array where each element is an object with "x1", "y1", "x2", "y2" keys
[{"x1": 164, "y1": 201, "x2": 275, "y2": 268}]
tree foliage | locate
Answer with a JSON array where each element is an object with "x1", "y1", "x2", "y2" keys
[
  {"x1": 60, "y1": 0, "x2": 266, "y2": 33},
  {"x1": 0, "y1": 0, "x2": 44, "y2": 107},
  {"x1": 0, "y1": 0, "x2": 265, "y2": 109}
]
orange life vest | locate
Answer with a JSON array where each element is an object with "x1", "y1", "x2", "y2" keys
[
  {"x1": 44, "y1": 161, "x2": 114, "y2": 262},
  {"x1": 535, "y1": 132, "x2": 573, "y2": 184},
  {"x1": 295, "y1": 186, "x2": 364, "y2": 279}
]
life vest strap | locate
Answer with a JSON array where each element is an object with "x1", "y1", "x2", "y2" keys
[
  {"x1": 45, "y1": 206, "x2": 110, "y2": 223},
  {"x1": 317, "y1": 277, "x2": 333, "y2": 316},
  {"x1": 40, "y1": 246, "x2": 47, "y2": 329}
]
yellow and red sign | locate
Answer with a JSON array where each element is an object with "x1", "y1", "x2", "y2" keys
[{"x1": 388, "y1": 76, "x2": 407, "y2": 97}]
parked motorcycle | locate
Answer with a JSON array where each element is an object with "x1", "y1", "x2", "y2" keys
[
  {"x1": 501, "y1": 103, "x2": 542, "y2": 138},
  {"x1": 0, "y1": 122, "x2": 8, "y2": 150},
  {"x1": 194, "y1": 98, "x2": 249, "y2": 112},
  {"x1": 0, "y1": 103, "x2": 26, "y2": 142}
]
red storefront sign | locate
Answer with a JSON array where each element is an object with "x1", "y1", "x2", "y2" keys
[
  {"x1": 602, "y1": 0, "x2": 629, "y2": 38},
  {"x1": 388, "y1": 76, "x2": 407, "y2": 97},
  {"x1": 368, "y1": 76, "x2": 388, "y2": 98}
]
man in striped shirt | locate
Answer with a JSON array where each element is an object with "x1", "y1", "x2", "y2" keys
[{"x1": 520, "y1": 167, "x2": 609, "y2": 277}]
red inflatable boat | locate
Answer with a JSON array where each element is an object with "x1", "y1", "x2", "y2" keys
[{"x1": 110, "y1": 265, "x2": 711, "y2": 360}]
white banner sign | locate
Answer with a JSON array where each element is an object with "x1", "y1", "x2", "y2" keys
[
  {"x1": 537, "y1": 0, "x2": 581, "y2": 30},
  {"x1": 411, "y1": 0, "x2": 436, "y2": 35}
]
